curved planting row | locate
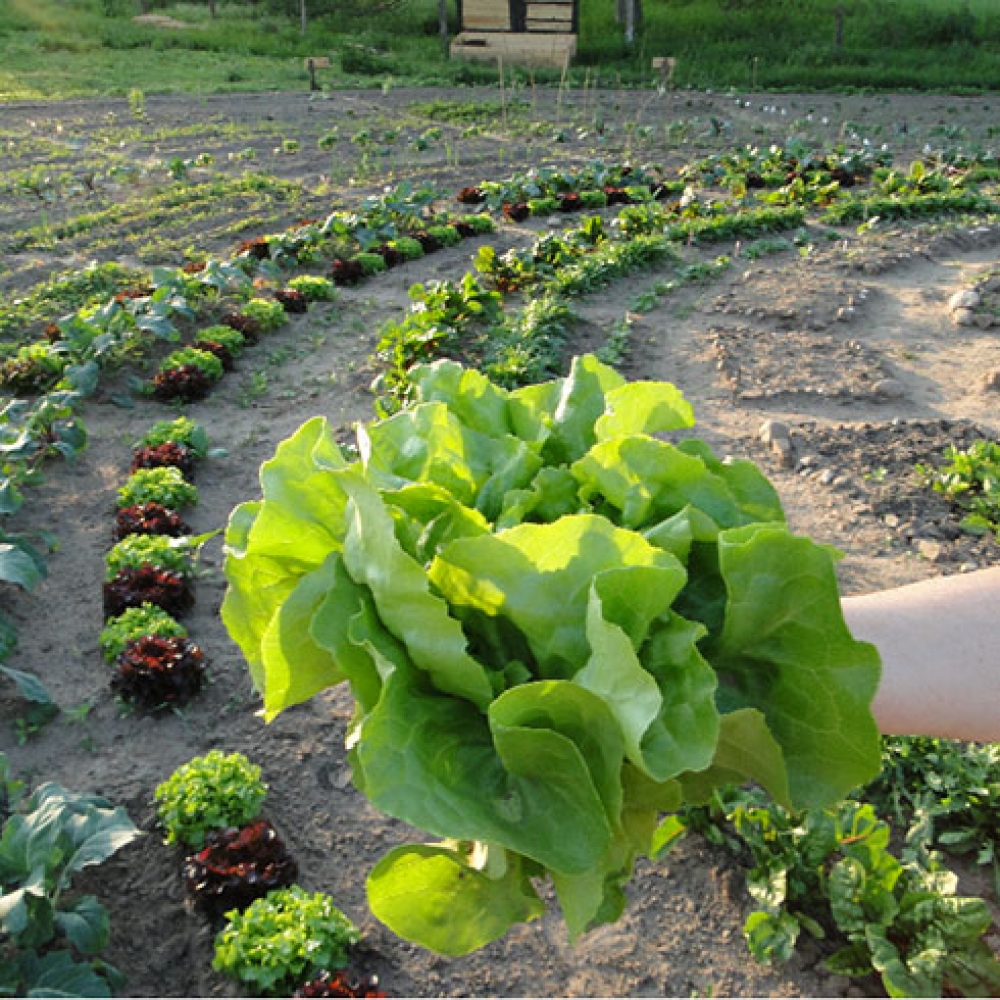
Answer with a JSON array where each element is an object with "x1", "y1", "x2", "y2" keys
[
  {"x1": 151, "y1": 749, "x2": 383, "y2": 997},
  {"x1": 100, "y1": 417, "x2": 211, "y2": 709}
]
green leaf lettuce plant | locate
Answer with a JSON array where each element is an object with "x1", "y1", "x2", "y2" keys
[
  {"x1": 154, "y1": 750, "x2": 266, "y2": 849},
  {"x1": 212, "y1": 886, "x2": 359, "y2": 996},
  {"x1": 221, "y1": 354, "x2": 881, "y2": 955}
]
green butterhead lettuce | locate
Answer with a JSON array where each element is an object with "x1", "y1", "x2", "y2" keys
[{"x1": 221, "y1": 353, "x2": 881, "y2": 955}]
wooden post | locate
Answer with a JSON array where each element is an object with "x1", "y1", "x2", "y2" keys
[
  {"x1": 304, "y1": 56, "x2": 328, "y2": 91},
  {"x1": 300, "y1": 0, "x2": 307, "y2": 36}
]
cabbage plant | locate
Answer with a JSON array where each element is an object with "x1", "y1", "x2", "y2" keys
[{"x1": 221, "y1": 354, "x2": 880, "y2": 955}]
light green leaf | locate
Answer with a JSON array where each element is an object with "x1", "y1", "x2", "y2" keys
[
  {"x1": 353, "y1": 670, "x2": 615, "y2": 874},
  {"x1": 367, "y1": 844, "x2": 544, "y2": 956},
  {"x1": 711, "y1": 524, "x2": 881, "y2": 808},
  {"x1": 595, "y1": 380, "x2": 695, "y2": 440},
  {"x1": 678, "y1": 707, "x2": 791, "y2": 808},
  {"x1": 259, "y1": 554, "x2": 346, "y2": 720},
  {"x1": 339, "y1": 475, "x2": 493, "y2": 708},
  {"x1": 431, "y1": 514, "x2": 678, "y2": 677}
]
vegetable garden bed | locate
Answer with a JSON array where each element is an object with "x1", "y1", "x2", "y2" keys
[{"x1": 2, "y1": 86, "x2": 1000, "y2": 998}]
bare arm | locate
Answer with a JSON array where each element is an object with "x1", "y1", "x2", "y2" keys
[{"x1": 841, "y1": 567, "x2": 1000, "y2": 742}]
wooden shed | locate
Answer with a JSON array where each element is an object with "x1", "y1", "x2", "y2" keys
[{"x1": 451, "y1": 0, "x2": 578, "y2": 69}]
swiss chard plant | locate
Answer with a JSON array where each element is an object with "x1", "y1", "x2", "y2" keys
[
  {"x1": 683, "y1": 785, "x2": 1000, "y2": 998},
  {"x1": 222, "y1": 354, "x2": 881, "y2": 955},
  {"x1": 917, "y1": 438, "x2": 1000, "y2": 535}
]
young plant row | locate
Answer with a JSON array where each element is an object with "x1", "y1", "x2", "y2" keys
[
  {"x1": 371, "y1": 214, "x2": 676, "y2": 411},
  {"x1": 101, "y1": 418, "x2": 211, "y2": 710},
  {"x1": 455, "y1": 160, "x2": 682, "y2": 216},
  {"x1": 371, "y1": 198, "x2": 806, "y2": 412},
  {"x1": 917, "y1": 437, "x2": 1000, "y2": 536},
  {"x1": 0, "y1": 752, "x2": 141, "y2": 997},
  {"x1": 152, "y1": 750, "x2": 381, "y2": 998}
]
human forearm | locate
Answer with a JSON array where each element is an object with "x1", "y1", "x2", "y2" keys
[{"x1": 841, "y1": 567, "x2": 1000, "y2": 742}]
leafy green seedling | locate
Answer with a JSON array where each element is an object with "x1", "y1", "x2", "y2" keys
[
  {"x1": 241, "y1": 297, "x2": 287, "y2": 333},
  {"x1": 104, "y1": 535, "x2": 196, "y2": 582},
  {"x1": 137, "y1": 417, "x2": 210, "y2": 458},
  {"x1": 100, "y1": 604, "x2": 188, "y2": 663},
  {"x1": 213, "y1": 886, "x2": 360, "y2": 996},
  {"x1": 154, "y1": 750, "x2": 267, "y2": 848},
  {"x1": 117, "y1": 467, "x2": 197, "y2": 511}
]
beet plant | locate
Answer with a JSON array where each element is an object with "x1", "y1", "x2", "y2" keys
[
  {"x1": 221, "y1": 355, "x2": 881, "y2": 956},
  {"x1": 154, "y1": 750, "x2": 267, "y2": 849}
]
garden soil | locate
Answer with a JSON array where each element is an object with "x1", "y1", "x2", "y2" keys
[{"x1": 2, "y1": 87, "x2": 999, "y2": 997}]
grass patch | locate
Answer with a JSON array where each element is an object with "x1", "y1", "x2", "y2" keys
[{"x1": 2, "y1": 0, "x2": 1000, "y2": 97}]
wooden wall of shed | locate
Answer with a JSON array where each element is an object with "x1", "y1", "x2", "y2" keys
[{"x1": 459, "y1": 0, "x2": 576, "y2": 34}]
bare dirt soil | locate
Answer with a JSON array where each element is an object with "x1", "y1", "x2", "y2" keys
[{"x1": 2, "y1": 87, "x2": 999, "y2": 998}]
